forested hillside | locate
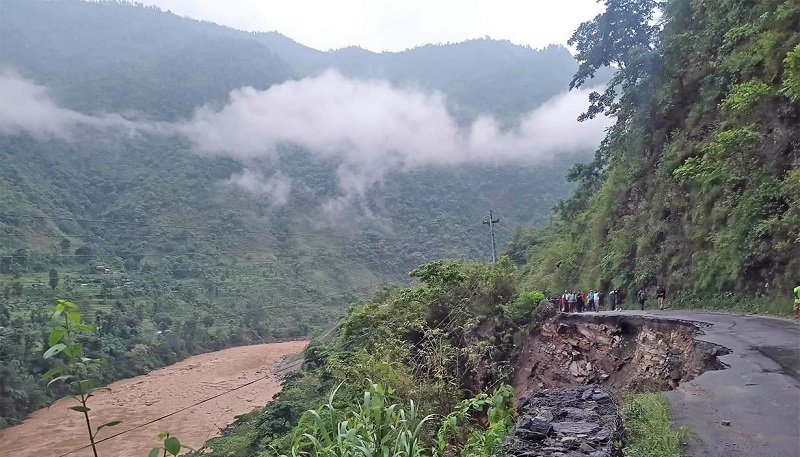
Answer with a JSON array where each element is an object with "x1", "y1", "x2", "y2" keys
[
  {"x1": 0, "y1": 0, "x2": 592, "y2": 425},
  {"x1": 190, "y1": 0, "x2": 798, "y2": 455},
  {"x1": 511, "y1": 0, "x2": 799, "y2": 297}
]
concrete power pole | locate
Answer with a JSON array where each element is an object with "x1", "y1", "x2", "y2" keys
[{"x1": 483, "y1": 210, "x2": 500, "y2": 263}]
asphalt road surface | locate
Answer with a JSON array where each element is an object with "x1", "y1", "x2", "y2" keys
[{"x1": 610, "y1": 310, "x2": 800, "y2": 457}]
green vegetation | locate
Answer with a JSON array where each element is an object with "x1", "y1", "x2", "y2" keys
[
  {"x1": 43, "y1": 300, "x2": 120, "y2": 457},
  {"x1": 611, "y1": 293, "x2": 790, "y2": 317},
  {"x1": 0, "y1": 0, "x2": 585, "y2": 426},
  {"x1": 198, "y1": 259, "x2": 533, "y2": 457},
  {"x1": 285, "y1": 382, "x2": 434, "y2": 457},
  {"x1": 510, "y1": 0, "x2": 799, "y2": 300},
  {"x1": 666, "y1": 294, "x2": 789, "y2": 317},
  {"x1": 1, "y1": 0, "x2": 795, "y2": 455},
  {"x1": 621, "y1": 392, "x2": 690, "y2": 457},
  {"x1": 150, "y1": 432, "x2": 193, "y2": 457}
]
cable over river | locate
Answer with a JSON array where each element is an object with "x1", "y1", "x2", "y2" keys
[{"x1": 0, "y1": 340, "x2": 308, "y2": 457}]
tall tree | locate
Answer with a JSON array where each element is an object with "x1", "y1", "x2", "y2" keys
[
  {"x1": 49, "y1": 268, "x2": 59, "y2": 290},
  {"x1": 568, "y1": 0, "x2": 661, "y2": 120},
  {"x1": 60, "y1": 238, "x2": 71, "y2": 254}
]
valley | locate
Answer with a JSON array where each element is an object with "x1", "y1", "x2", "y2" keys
[
  {"x1": 0, "y1": 0, "x2": 798, "y2": 456},
  {"x1": 0, "y1": 340, "x2": 307, "y2": 457}
]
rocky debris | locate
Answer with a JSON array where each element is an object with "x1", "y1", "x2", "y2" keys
[
  {"x1": 537, "y1": 299, "x2": 559, "y2": 320},
  {"x1": 505, "y1": 385, "x2": 622, "y2": 457},
  {"x1": 513, "y1": 314, "x2": 730, "y2": 396}
]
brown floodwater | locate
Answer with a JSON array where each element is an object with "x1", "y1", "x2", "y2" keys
[{"x1": 0, "y1": 340, "x2": 308, "y2": 457}]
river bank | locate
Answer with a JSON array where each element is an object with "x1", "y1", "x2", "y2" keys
[{"x1": 0, "y1": 340, "x2": 308, "y2": 457}]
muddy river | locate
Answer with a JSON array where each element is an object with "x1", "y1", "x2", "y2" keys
[{"x1": 0, "y1": 340, "x2": 308, "y2": 457}]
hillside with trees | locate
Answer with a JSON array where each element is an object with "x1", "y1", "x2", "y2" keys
[
  {"x1": 510, "y1": 0, "x2": 799, "y2": 298},
  {"x1": 0, "y1": 0, "x2": 796, "y2": 454},
  {"x1": 0, "y1": 0, "x2": 590, "y2": 425},
  {"x1": 189, "y1": 0, "x2": 799, "y2": 455}
]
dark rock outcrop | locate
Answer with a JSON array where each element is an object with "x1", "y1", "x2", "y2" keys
[{"x1": 505, "y1": 385, "x2": 622, "y2": 457}]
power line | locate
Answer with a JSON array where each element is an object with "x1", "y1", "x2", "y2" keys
[
  {"x1": 0, "y1": 213, "x2": 381, "y2": 239},
  {"x1": 48, "y1": 278, "x2": 479, "y2": 457},
  {"x1": 54, "y1": 361, "x2": 302, "y2": 457},
  {"x1": 87, "y1": 375, "x2": 267, "y2": 448}
]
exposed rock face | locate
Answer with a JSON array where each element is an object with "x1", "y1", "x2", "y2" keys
[
  {"x1": 505, "y1": 385, "x2": 622, "y2": 457},
  {"x1": 513, "y1": 314, "x2": 729, "y2": 396}
]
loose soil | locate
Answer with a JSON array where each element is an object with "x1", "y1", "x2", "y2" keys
[
  {"x1": 0, "y1": 340, "x2": 308, "y2": 457},
  {"x1": 513, "y1": 311, "x2": 729, "y2": 396}
]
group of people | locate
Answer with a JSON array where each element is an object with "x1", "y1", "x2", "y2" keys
[{"x1": 551, "y1": 285, "x2": 667, "y2": 313}]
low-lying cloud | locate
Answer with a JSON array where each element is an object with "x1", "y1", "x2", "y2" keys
[
  {"x1": 225, "y1": 169, "x2": 292, "y2": 206},
  {"x1": 178, "y1": 70, "x2": 611, "y2": 206},
  {"x1": 1, "y1": 69, "x2": 611, "y2": 211},
  {"x1": 0, "y1": 71, "x2": 143, "y2": 139}
]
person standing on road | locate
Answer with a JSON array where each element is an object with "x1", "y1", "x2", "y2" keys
[
  {"x1": 637, "y1": 288, "x2": 646, "y2": 310},
  {"x1": 567, "y1": 291, "x2": 576, "y2": 313},
  {"x1": 657, "y1": 285, "x2": 666, "y2": 310},
  {"x1": 794, "y1": 283, "x2": 800, "y2": 319}
]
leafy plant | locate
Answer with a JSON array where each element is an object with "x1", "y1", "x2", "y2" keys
[
  {"x1": 780, "y1": 44, "x2": 800, "y2": 101},
  {"x1": 437, "y1": 384, "x2": 516, "y2": 457},
  {"x1": 498, "y1": 291, "x2": 545, "y2": 321},
  {"x1": 42, "y1": 299, "x2": 120, "y2": 457},
  {"x1": 286, "y1": 382, "x2": 435, "y2": 457},
  {"x1": 720, "y1": 80, "x2": 770, "y2": 112},
  {"x1": 149, "y1": 432, "x2": 193, "y2": 457},
  {"x1": 673, "y1": 125, "x2": 760, "y2": 192}
]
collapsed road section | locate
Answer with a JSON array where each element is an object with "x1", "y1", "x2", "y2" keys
[
  {"x1": 513, "y1": 308, "x2": 730, "y2": 396},
  {"x1": 502, "y1": 306, "x2": 736, "y2": 457}
]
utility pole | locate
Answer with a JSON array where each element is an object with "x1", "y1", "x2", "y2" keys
[{"x1": 483, "y1": 210, "x2": 500, "y2": 263}]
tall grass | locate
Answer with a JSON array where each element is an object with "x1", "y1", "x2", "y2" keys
[
  {"x1": 617, "y1": 292, "x2": 791, "y2": 317},
  {"x1": 621, "y1": 392, "x2": 689, "y2": 457},
  {"x1": 286, "y1": 383, "x2": 435, "y2": 457},
  {"x1": 667, "y1": 293, "x2": 790, "y2": 317}
]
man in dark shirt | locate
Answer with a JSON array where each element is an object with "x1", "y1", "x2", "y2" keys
[
  {"x1": 657, "y1": 285, "x2": 666, "y2": 310},
  {"x1": 637, "y1": 288, "x2": 646, "y2": 310}
]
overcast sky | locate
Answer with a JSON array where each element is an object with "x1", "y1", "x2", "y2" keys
[{"x1": 141, "y1": 0, "x2": 605, "y2": 52}]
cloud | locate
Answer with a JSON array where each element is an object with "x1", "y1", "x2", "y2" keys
[
  {"x1": 1, "y1": 69, "x2": 611, "y2": 214},
  {"x1": 225, "y1": 169, "x2": 292, "y2": 206},
  {"x1": 178, "y1": 70, "x2": 611, "y2": 208},
  {"x1": 0, "y1": 71, "x2": 146, "y2": 139}
]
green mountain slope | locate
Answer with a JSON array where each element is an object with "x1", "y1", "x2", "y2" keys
[
  {"x1": 511, "y1": 0, "x2": 799, "y2": 297},
  {"x1": 0, "y1": 0, "x2": 590, "y2": 425}
]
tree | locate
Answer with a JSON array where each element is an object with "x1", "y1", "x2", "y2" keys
[
  {"x1": 60, "y1": 238, "x2": 71, "y2": 254},
  {"x1": 568, "y1": 0, "x2": 661, "y2": 120},
  {"x1": 0, "y1": 257, "x2": 11, "y2": 274},
  {"x1": 49, "y1": 268, "x2": 59, "y2": 290},
  {"x1": 74, "y1": 245, "x2": 93, "y2": 262}
]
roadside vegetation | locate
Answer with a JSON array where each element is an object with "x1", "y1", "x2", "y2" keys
[
  {"x1": 621, "y1": 392, "x2": 690, "y2": 457},
  {"x1": 665, "y1": 294, "x2": 790, "y2": 317},
  {"x1": 510, "y1": 0, "x2": 799, "y2": 301},
  {"x1": 198, "y1": 259, "x2": 537, "y2": 457},
  {"x1": 616, "y1": 295, "x2": 791, "y2": 317},
  {"x1": 0, "y1": 0, "x2": 585, "y2": 428},
  {"x1": 2, "y1": 0, "x2": 795, "y2": 455}
]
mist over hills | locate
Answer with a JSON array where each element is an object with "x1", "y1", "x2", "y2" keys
[
  {"x1": 0, "y1": 0, "x2": 607, "y2": 423},
  {"x1": 1, "y1": 0, "x2": 584, "y2": 122}
]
